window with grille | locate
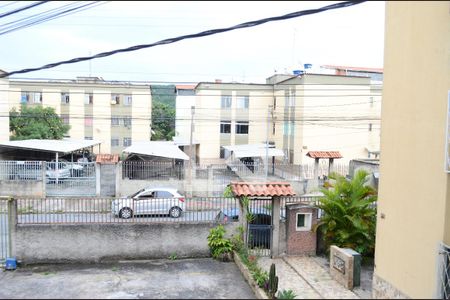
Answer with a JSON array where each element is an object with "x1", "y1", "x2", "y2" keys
[
  {"x1": 438, "y1": 243, "x2": 450, "y2": 299},
  {"x1": 61, "y1": 92, "x2": 70, "y2": 104},
  {"x1": 220, "y1": 121, "x2": 231, "y2": 134},
  {"x1": 124, "y1": 95, "x2": 132, "y2": 106},
  {"x1": 123, "y1": 137, "x2": 132, "y2": 147},
  {"x1": 84, "y1": 93, "x2": 93, "y2": 104},
  {"x1": 111, "y1": 116, "x2": 120, "y2": 126},
  {"x1": 111, "y1": 138, "x2": 119, "y2": 147},
  {"x1": 221, "y1": 95, "x2": 232, "y2": 108},
  {"x1": 123, "y1": 116, "x2": 132, "y2": 128},
  {"x1": 236, "y1": 121, "x2": 249, "y2": 134},
  {"x1": 111, "y1": 94, "x2": 120, "y2": 105},
  {"x1": 236, "y1": 96, "x2": 249, "y2": 109}
]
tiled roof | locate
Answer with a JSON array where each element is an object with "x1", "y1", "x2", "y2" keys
[
  {"x1": 230, "y1": 182, "x2": 296, "y2": 197},
  {"x1": 306, "y1": 151, "x2": 343, "y2": 159},
  {"x1": 96, "y1": 154, "x2": 119, "y2": 164}
]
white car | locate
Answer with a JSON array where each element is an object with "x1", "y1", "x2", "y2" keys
[{"x1": 112, "y1": 188, "x2": 186, "y2": 219}]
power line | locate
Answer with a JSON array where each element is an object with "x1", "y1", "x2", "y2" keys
[
  {"x1": 0, "y1": 1, "x2": 107, "y2": 36},
  {"x1": 0, "y1": 1, "x2": 48, "y2": 19},
  {"x1": 0, "y1": 1, "x2": 366, "y2": 78}
]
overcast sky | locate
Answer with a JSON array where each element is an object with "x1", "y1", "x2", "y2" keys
[{"x1": 0, "y1": 1, "x2": 385, "y2": 84}]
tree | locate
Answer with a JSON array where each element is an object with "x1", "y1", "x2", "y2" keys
[
  {"x1": 9, "y1": 105, "x2": 70, "y2": 140},
  {"x1": 151, "y1": 102, "x2": 175, "y2": 141},
  {"x1": 314, "y1": 169, "x2": 377, "y2": 257}
]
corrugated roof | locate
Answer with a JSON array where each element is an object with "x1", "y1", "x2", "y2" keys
[
  {"x1": 0, "y1": 139, "x2": 101, "y2": 154},
  {"x1": 123, "y1": 141, "x2": 189, "y2": 160},
  {"x1": 230, "y1": 182, "x2": 296, "y2": 197},
  {"x1": 96, "y1": 154, "x2": 119, "y2": 164},
  {"x1": 306, "y1": 151, "x2": 343, "y2": 159},
  {"x1": 222, "y1": 144, "x2": 285, "y2": 158}
]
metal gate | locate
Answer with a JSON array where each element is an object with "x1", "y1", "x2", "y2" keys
[
  {"x1": 246, "y1": 199, "x2": 273, "y2": 256},
  {"x1": 46, "y1": 162, "x2": 96, "y2": 197},
  {"x1": 0, "y1": 198, "x2": 10, "y2": 266},
  {"x1": 439, "y1": 243, "x2": 450, "y2": 299}
]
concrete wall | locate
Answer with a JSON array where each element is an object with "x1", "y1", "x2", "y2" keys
[
  {"x1": 100, "y1": 164, "x2": 116, "y2": 197},
  {"x1": 0, "y1": 180, "x2": 44, "y2": 197},
  {"x1": 0, "y1": 76, "x2": 9, "y2": 142},
  {"x1": 14, "y1": 222, "x2": 239, "y2": 264},
  {"x1": 374, "y1": 2, "x2": 450, "y2": 299}
]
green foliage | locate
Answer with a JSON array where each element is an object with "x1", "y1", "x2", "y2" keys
[
  {"x1": 268, "y1": 263, "x2": 279, "y2": 299},
  {"x1": 251, "y1": 267, "x2": 269, "y2": 288},
  {"x1": 277, "y1": 289, "x2": 297, "y2": 299},
  {"x1": 231, "y1": 225, "x2": 245, "y2": 252},
  {"x1": 314, "y1": 169, "x2": 377, "y2": 257},
  {"x1": 223, "y1": 185, "x2": 234, "y2": 197},
  {"x1": 207, "y1": 225, "x2": 233, "y2": 260},
  {"x1": 9, "y1": 105, "x2": 70, "y2": 140},
  {"x1": 168, "y1": 252, "x2": 177, "y2": 260},
  {"x1": 151, "y1": 101, "x2": 175, "y2": 141},
  {"x1": 151, "y1": 85, "x2": 176, "y2": 107}
]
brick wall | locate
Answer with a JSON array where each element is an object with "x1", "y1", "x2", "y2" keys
[{"x1": 286, "y1": 204, "x2": 318, "y2": 255}]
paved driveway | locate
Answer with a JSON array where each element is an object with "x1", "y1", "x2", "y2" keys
[{"x1": 0, "y1": 258, "x2": 255, "y2": 299}]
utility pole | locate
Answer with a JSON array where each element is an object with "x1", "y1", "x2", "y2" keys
[
  {"x1": 265, "y1": 105, "x2": 273, "y2": 180},
  {"x1": 188, "y1": 106, "x2": 195, "y2": 196}
]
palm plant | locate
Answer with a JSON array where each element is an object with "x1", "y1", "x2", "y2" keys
[{"x1": 314, "y1": 169, "x2": 377, "y2": 257}]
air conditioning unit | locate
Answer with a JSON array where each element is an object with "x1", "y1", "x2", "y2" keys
[{"x1": 111, "y1": 100, "x2": 117, "y2": 105}]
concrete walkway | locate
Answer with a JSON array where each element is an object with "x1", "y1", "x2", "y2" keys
[{"x1": 258, "y1": 256, "x2": 369, "y2": 299}]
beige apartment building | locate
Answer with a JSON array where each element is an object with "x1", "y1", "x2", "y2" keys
[
  {"x1": 6, "y1": 77, "x2": 152, "y2": 154},
  {"x1": 0, "y1": 71, "x2": 9, "y2": 141},
  {"x1": 176, "y1": 72, "x2": 381, "y2": 165},
  {"x1": 373, "y1": 1, "x2": 450, "y2": 299}
]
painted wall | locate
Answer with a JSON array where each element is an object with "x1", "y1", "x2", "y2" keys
[
  {"x1": 0, "y1": 77, "x2": 9, "y2": 141},
  {"x1": 374, "y1": 2, "x2": 450, "y2": 298}
]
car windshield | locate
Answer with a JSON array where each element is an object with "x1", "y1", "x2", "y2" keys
[{"x1": 128, "y1": 189, "x2": 145, "y2": 198}]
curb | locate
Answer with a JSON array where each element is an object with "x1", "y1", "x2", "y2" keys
[{"x1": 232, "y1": 251, "x2": 269, "y2": 299}]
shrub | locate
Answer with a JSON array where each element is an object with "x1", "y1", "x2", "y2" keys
[
  {"x1": 207, "y1": 225, "x2": 233, "y2": 261},
  {"x1": 277, "y1": 289, "x2": 297, "y2": 299}
]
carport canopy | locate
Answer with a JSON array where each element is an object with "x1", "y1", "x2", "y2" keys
[
  {"x1": 222, "y1": 143, "x2": 285, "y2": 158},
  {"x1": 123, "y1": 141, "x2": 189, "y2": 160},
  {"x1": 0, "y1": 138, "x2": 101, "y2": 161}
]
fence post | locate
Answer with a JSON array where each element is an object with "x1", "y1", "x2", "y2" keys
[
  {"x1": 7, "y1": 197, "x2": 17, "y2": 258},
  {"x1": 42, "y1": 161, "x2": 46, "y2": 198},
  {"x1": 207, "y1": 165, "x2": 213, "y2": 197},
  {"x1": 115, "y1": 162, "x2": 122, "y2": 197},
  {"x1": 95, "y1": 163, "x2": 101, "y2": 197},
  {"x1": 271, "y1": 196, "x2": 281, "y2": 258}
]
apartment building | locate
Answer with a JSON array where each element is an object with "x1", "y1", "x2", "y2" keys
[
  {"x1": 175, "y1": 72, "x2": 381, "y2": 165},
  {"x1": 7, "y1": 77, "x2": 152, "y2": 154},
  {"x1": 373, "y1": 2, "x2": 450, "y2": 299}
]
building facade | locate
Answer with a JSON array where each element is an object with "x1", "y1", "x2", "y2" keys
[
  {"x1": 175, "y1": 72, "x2": 381, "y2": 165},
  {"x1": 0, "y1": 70, "x2": 9, "y2": 141},
  {"x1": 7, "y1": 77, "x2": 152, "y2": 154},
  {"x1": 373, "y1": 2, "x2": 450, "y2": 299}
]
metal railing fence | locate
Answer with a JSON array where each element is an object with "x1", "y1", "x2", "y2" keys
[
  {"x1": 16, "y1": 197, "x2": 238, "y2": 224},
  {"x1": 438, "y1": 242, "x2": 450, "y2": 299},
  {"x1": 0, "y1": 198, "x2": 10, "y2": 265}
]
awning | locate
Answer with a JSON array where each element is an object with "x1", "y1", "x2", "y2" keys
[
  {"x1": 0, "y1": 138, "x2": 101, "y2": 154},
  {"x1": 222, "y1": 144, "x2": 285, "y2": 158},
  {"x1": 123, "y1": 141, "x2": 189, "y2": 160}
]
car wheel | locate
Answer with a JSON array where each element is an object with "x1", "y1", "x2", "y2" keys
[
  {"x1": 169, "y1": 207, "x2": 182, "y2": 218},
  {"x1": 119, "y1": 207, "x2": 133, "y2": 219}
]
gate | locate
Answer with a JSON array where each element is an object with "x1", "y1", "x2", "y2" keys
[
  {"x1": 0, "y1": 198, "x2": 10, "y2": 266},
  {"x1": 246, "y1": 199, "x2": 273, "y2": 257},
  {"x1": 46, "y1": 162, "x2": 96, "y2": 197}
]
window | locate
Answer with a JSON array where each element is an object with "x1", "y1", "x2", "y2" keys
[
  {"x1": 124, "y1": 94, "x2": 132, "y2": 106},
  {"x1": 236, "y1": 96, "x2": 249, "y2": 109},
  {"x1": 111, "y1": 138, "x2": 120, "y2": 147},
  {"x1": 369, "y1": 123, "x2": 373, "y2": 131},
  {"x1": 220, "y1": 120, "x2": 231, "y2": 134},
  {"x1": 123, "y1": 137, "x2": 132, "y2": 147},
  {"x1": 21, "y1": 92, "x2": 30, "y2": 103},
  {"x1": 84, "y1": 93, "x2": 93, "y2": 104},
  {"x1": 111, "y1": 94, "x2": 120, "y2": 105},
  {"x1": 236, "y1": 121, "x2": 249, "y2": 134},
  {"x1": 85, "y1": 117, "x2": 93, "y2": 127},
  {"x1": 123, "y1": 116, "x2": 132, "y2": 128},
  {"x1": 296, "y1": 213, "x2": 312, "y2": 231},
  {"x1": 111, "y1": 116, "x2": 120, "y2": 126},
  {"x1": 155, "y1": 191, "x2": 173, "y2": 198},
  {"x1": 221, "y1": 95, "x2": 232, "y2": 108},
  {"x1": 61, "y1": 92, "x2": 70, "y2": 104},
  {"x1": 220, "y1": 148, "x2": 225, "y2": 159},
  {"x1": 33, "y1": 92, "x2": 42, "y2": 104}
]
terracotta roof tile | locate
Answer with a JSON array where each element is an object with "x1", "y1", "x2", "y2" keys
[
  {"x1": 96, "y1": 154, "x2": 119, "y2": 164},
  {"x1": 230, "y1": 182, "x2": 296, "y2": 197},
  {"x1": 306, "y1": 151, "x2": 343, "y2": 159}
]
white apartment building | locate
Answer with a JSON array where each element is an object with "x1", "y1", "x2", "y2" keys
[
  {"x1": 175, "y1": 70, "x2": 382, "y2": 165},
  {"x1": 0, "y1": 70, "x2": 9, "y2": 141},
  {"x1": 7, "y1": 77, "x2": 152, "y2": 154}
]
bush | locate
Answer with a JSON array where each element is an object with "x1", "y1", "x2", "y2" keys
[
  {"x1": 277, "y1": 289, "x2": 297, "y2": 299},
  {"x1": 207, "y1": 225, "x2": 233, "y2": 261}
]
